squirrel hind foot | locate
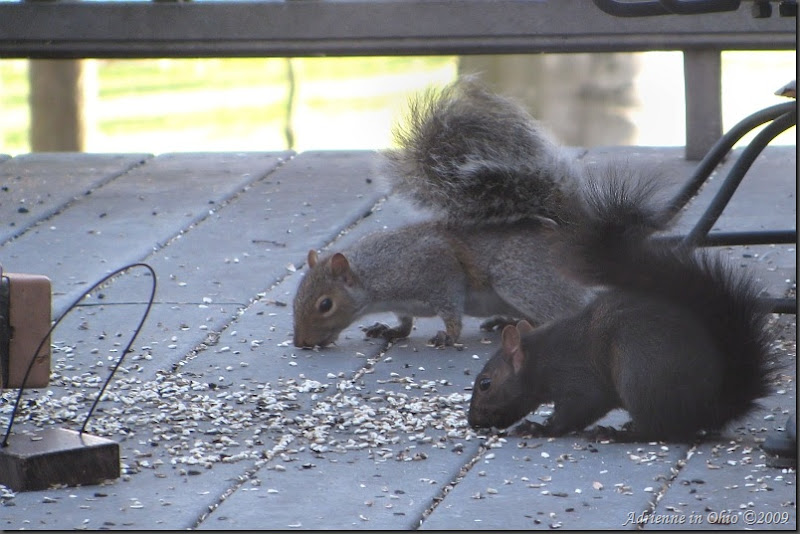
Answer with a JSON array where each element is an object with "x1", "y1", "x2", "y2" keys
[
  {"x1": 427, "y1": 330, "x2": 460, "y2": 349},
  {"x1": 479, "y1": 315, "x2": 524, "y2": 332},
  {"x1": 583, "y1": 422, "x2": 717, "y2": 444}
]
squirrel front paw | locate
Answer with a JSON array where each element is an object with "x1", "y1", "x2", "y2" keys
[
  {"x1": 583, "y1": 425, "x2": 621, "y2": 442},
  {"x1": 510, "y1": 420, "x2": 548, "y2": 438},
  {"x1": 363, "y1": 322, "x2": 409, "y2": 342}
]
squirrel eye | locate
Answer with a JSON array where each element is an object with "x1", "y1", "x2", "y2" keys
[
  {"x1": 318, "y1": 297, "x2": 333, "y2": 314},
  {"x1": 478, "y1": 377, "x2": 491, "y2": 392}
]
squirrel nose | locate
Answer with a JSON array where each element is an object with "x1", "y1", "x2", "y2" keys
[
  {"x1": 293, "y1": 332, "x2": 319, "y2": 349},
  {"x1": 292, "y1": 330, "x2": 305, "y2": 347}
]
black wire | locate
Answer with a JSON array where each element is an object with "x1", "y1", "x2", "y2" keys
[{"x1": 1, "y1": 262, "x2": 157, "y2": 447}]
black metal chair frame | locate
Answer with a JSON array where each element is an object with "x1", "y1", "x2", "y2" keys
[
  {"x1": 594, "y1": 0, "x2": 797, "y2": 315},
  {"x1": 656, "y1": 99, "x2": 797, "y2": 314}
]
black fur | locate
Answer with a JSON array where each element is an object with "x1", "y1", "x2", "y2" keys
[{"x1": 469, "y1": 171, "x2": 775, "y2": 441}]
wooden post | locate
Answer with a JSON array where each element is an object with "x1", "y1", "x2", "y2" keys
[
  {"x1": 683, "y1": 50, "x2": 722, "y2": 161},
  {"x1": 459, "y1": 53, "x2": 640, "y2": 147},
  {"x1": 28, "y1": 59, "x2": 95, "y2": 152}
]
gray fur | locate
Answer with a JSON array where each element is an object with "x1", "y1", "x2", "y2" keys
[
  {"x1": 383, "y1": 76, "x2": 582, "y2": 224},
  {"x1": 292, "y1": 78, "x2": 591, "y2": 348}
]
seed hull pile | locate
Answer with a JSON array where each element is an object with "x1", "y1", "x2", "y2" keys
[{"x1": 0, "y1": 343, "x2": 479, "y2": 480}]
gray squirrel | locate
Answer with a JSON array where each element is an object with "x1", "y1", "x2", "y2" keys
[
  {"x1": 292, "y1": 77, "x2": 593, "y2": 348},
  {"x1": 468, "y1": 171, "x2": 775, "y2": 441}
]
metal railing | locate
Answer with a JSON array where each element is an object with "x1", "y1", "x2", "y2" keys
[
  {"x1": 0, "y1": 0, "x2": 795, "y2": 159},
  {"x1": 0, "y1": 0, "x2": 793, "y2": 58}
]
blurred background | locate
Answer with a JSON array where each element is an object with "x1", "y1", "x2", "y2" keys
[{"x1": 0, "y1": 50, "x2": 795, "y2": 155}]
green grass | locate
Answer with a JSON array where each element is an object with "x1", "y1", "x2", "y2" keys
[
  {"x1": 1, "y1": 52, "x2": 794, "y2": 155},
  {"x1": 96, "y1": 103, "x2": 283, "y2": 137},
  {"x1": 0, "y1": 56, "x2": 458, "y2": 155},
  {"x1": 95, "y1": 58, "x2": 291, "y2": 98},
  {"x1": 0, "y1": 60, "x2": 28, "y2": 109},
  {"x1": 2, "y1": 128, "x2": 27, "y2": 149}
]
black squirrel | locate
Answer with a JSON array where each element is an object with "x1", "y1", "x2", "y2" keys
[
  {"x1": 292, "y1": 77, "x2": 592, "y2": 348},
  {"x1": 468, "y1": 170, "x2": 776, "y2": 441}
]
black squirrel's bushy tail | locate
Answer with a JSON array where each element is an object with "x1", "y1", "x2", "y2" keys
[
  {"x1": 383, "y1": 76, "x2": 580, "y2": 224},
  {"x1": 560, "y1": 167, "x2": 774, "y2": 422}
]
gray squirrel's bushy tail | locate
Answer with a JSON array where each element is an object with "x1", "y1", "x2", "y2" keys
[
  {"x1": 560, "y1": 168, "x2": 774, "y2": 422},
  {"x1": 383, "y1": 76, "x2": 580, "y2": 224}
]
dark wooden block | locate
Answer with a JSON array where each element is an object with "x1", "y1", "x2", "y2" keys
[{"x1": 0, "y1": 428, "x2": 119, "y2": 492}]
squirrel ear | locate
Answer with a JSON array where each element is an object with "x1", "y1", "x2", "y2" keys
[
  {"x1": 501, "y1": 324, "x2": 525, "y2": 374},
  {"x1": 500, "y1": 325, "x2": 522, "y2": 370},
  {"x1": 516, "y1": 320, "x2": 535, "y2": 336},
  {"x1": 307, "y1": 249, "x2": 319, "y2": 268},
  {"x1": 330, "y1": 252, "x2": 351, "y2": 277},
  {"x1": 501, "y1": 326, "x2": 516, "y2": 353}
]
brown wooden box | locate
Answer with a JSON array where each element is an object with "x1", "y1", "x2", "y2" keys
[{"x1": 1, "y1": 272, "x2": 51, "y2": 389}]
